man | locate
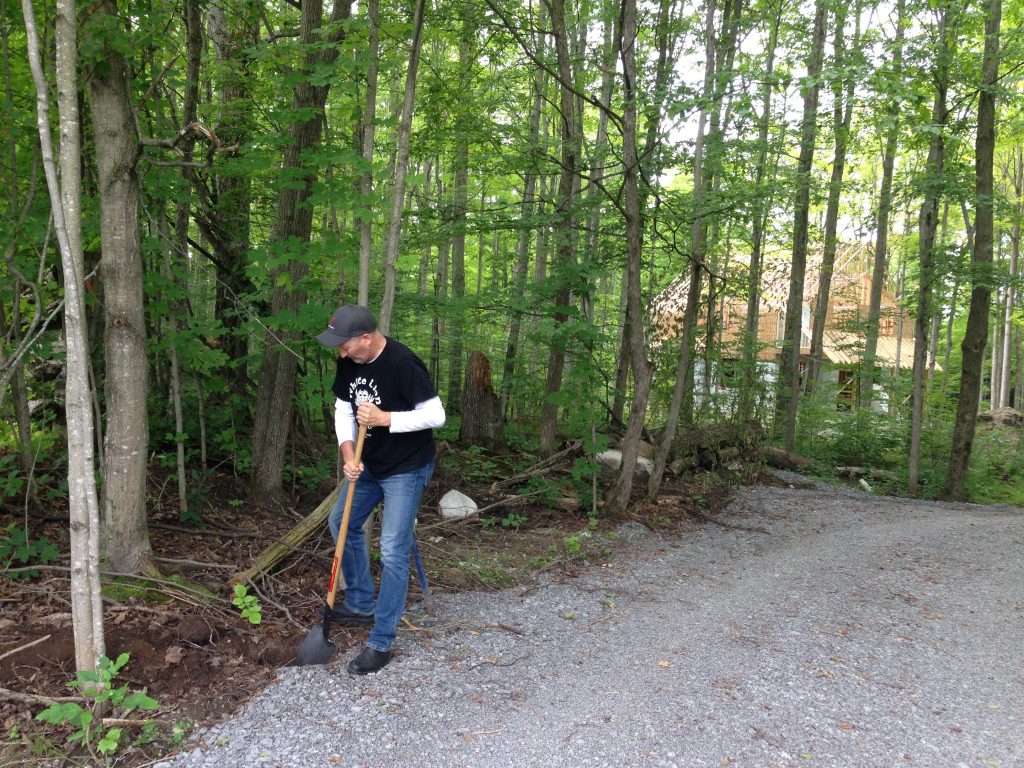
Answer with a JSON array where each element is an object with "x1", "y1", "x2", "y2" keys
[{"x1": 316, "y1": 304, "x2": 445, "y2": 674}]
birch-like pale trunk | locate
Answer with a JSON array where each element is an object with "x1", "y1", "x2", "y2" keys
[
  {"x1": 999, "y1": 150, "x2": 1022, "y2": 408},
  {"x1": 23, "y1": 0, "x2": 105, "y2": 672},
  {"x1": 378, "y1": 0, "x2": 426, "y2": 334}
]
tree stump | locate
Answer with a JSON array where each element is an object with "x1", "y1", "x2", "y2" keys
[{"x1": 459, "y1": 350, "x2": 505, "y2": 450}]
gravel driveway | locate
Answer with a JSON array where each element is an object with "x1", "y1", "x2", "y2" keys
[{"x1": 157, "y1": 477, "x2": 1023, "y2": 768}]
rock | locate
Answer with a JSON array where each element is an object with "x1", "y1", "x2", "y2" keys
[
  {"x1": 635, "y1": 456, "x2": 654, "y2": 483},
  {"x1": 439, "y1": 490, "x2": 478, "y2": 521},
  {"x1": 596, "y1": 449, "x2": 623, "y2": 471},
  {"x1": 669, "y1": 457, "x2": 694, "y2": 475},
  {"x1": 597, "y1": 450, "x2": 654, "y2": 482},
  {"x1": 616, "y1": 439, "x2": 654, "y2": 458}
]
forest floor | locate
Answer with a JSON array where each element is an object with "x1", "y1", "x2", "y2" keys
[{"x1": 0, "y1": 449, "x2": 743, "y2": 767}]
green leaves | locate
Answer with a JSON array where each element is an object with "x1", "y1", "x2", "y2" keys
[
  {"x1": 232, "y1": 584, "x2": 263, "y2": 625},
  {"x1": 36, "y1": 654, "x2": 160, "y2": 759},
  {"x1": 0, "y1": 524, "x2": 58, "y2": 578}
]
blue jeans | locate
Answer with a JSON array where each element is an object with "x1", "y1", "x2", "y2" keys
[{"x1": 328, "y1": 460, "x2": 433, "y2": 652}]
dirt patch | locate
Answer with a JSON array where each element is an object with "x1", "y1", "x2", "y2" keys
[{"x1": 0, "y1": 461, "x2": 741, "y2": 765}]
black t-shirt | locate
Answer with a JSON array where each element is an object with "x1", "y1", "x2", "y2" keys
[{"x1": 331, "y1": 338, "x2": 438, "y2": 477}]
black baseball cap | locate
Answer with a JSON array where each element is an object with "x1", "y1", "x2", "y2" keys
[{"x1": 316, "y1": 305, "x2": 377, "y2": 347}]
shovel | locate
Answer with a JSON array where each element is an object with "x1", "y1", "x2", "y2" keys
[{"x1": 295, "y1": 424, "x2": 367, "y2": 666}]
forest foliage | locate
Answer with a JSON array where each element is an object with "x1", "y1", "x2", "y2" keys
[{"x1": 3, "y1": 0, "x2": 1024, "y2": 587}]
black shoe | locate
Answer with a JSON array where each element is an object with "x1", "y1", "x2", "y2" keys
[
  {"x1": 318, "y1": 604, "x2": 373, "y2": 626},
  {"x1": 347, "y1": 645, "x2": 392, "y2": 675}
]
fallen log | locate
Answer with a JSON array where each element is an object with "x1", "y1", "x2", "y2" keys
[
  {"x1": 228, "y1": 485, "x2": 341, "y2": 587},
  {"x1": 760, "y1": 445, "x2": 811, "y2": 471}
]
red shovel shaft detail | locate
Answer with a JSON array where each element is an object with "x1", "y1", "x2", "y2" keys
[{"x1": 324, "y1": 424, "x2": 367, "y2": 610}]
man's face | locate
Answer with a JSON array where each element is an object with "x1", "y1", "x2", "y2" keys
[{"x1": 338, "y1": 334, "x2": 372, "y2": 363}]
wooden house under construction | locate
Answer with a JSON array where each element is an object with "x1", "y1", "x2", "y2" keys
[{"x1": 652, "y1": 242, "x2": 931, "y2": 403}]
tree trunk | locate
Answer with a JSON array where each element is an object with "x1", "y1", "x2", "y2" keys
[
  {"x1": 946, "y1": 0, "x2": 1000, "y2": 500},
  {"x1": 650, "y1": 0, "x2": 735, "y2": 496},
  {"x1": 908, "y1": 6, "x2": 950, "y2": 494},
  {"x1": 499, "y1": 15, "x2": 547, "y2": 418},
  {"x1": 197, "y1": 2, "x2": 258, "y2": 392},
  {"x1": 164, "y1": 0, "x2": 202, "y2": 521},
  {"x1": 808, "y1": 1, "x2": 860, "y2": 391},
  {"x1": 86, "y1": 0, "x2": 155, "y2": 574},
  {"x1": 999, "y1": 149, "x2": 1022, "y2": 408},
  {"x1": 378, "y1": 0, "x2": 426, "y2": 334},
  {"x1": 861, "y1": 0, "x2": 905, "y2": 408},
  {"x1": 611, "y1": 0, "x2": 674, "y2": 429},
  {"x1": 23, "y1": 0, "x2": 106, "y2": 672},
  {"x1": 777, "y1": 0, "x2": 827, "y2": 451},
  {"x1": 251, "y1": 0, "x2": 354, "y2": 502},
  {"x1": 357, "y1": 0, "x2": 380, "y2": 306},
  {"x1": 446, "y1": 0, "x2": 475, "y2": 415},
  {"x1": 459, "y1": 351, "x2": 506, "y2": 450},
  {"x1": 605, "y1": 0, "x2": 651, "y2": 514},
  {"x1": 537, "y1": 0, "x2": 580, "y2": 457},
  {"x1": 739, "y1": 3, "x2": 782, "y2": 422}
]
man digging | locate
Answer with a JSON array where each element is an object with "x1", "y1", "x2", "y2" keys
[{"x1": 316, "y1": 304, "x2": 445, "y2": 674}]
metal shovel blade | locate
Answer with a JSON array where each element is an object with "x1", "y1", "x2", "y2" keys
[{"x1": 294, "y1": 622, "x2": 337, "y2": 666}]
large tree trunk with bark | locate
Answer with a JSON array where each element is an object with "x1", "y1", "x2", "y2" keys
[
  {"x1": 777, "y1": 0, "x2": 826, "y2": 451},
  {"x1": 459, "y1": 351, "x2": 506, "y2": 450},
  {"x1": 251, "y1": 0, "x2": 354, "y2": 502},
  {"x1": 86, "y1": 0, "x2": 155, "y2": 574},
  {"x1": 947, "y1": 0, "x2": 1001, "y2": 499}
]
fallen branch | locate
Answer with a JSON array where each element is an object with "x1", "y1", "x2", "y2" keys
[
  {"x1": 0, "y1": 686, "x2": 85, "y2": 706},
  {"x1": 228, "y1": 485, "x2": 341, "y2": 587},
  {"x1": 488, "y1": 440, "x2": 583, "y2": 494},
  {"x1": 0, "y1": 634, "x2": 51, "y2": 662}
]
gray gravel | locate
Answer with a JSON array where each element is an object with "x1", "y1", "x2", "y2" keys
[{"x1": 157, "y1": 478, "x2": 1023, "y2": 768}]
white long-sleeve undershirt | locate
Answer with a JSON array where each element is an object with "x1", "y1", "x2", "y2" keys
[{"x1": 334, "y1": 396, "x2": 446, "y2": 446}]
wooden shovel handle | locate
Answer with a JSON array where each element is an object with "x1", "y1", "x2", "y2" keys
[{"x1": 325, "y1": 423, "x2": 367, "y2": 609}]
